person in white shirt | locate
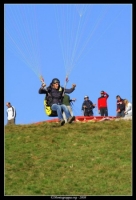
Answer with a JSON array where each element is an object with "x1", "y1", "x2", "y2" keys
[
  {"x1": 123, "y1": 99, "x2": 132, "y2": 118},
  {"x1": 6, "y1": 102, "x2": 16, "y2": 125}
]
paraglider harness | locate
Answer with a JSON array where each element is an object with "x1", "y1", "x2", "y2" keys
[
  {"x1": 44, "y1": 86, "x2": 65, "y2": 117},
  {"x1": 44, "y1": 99, "x2": 57, "y2": 117}
]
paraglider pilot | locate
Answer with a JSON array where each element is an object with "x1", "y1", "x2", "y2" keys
[{"x1": 39, "y1": 78, "x2": 76, "y2": 126}]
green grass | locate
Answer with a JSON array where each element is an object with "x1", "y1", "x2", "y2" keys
[{"x1": 5, "y1": 120, "x2": 132, "y2": 196}]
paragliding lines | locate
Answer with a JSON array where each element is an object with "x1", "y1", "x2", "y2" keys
[
  {"x1": 55, "y1": 4, "x2": 89, "y2": 78},
  {"x1": 5, "y1": 5, "x2": 43, "y2": 80},
  {"x1": 54, "y1": 4, "x2": 114, "y2": 79},
  {"x1": 74, "y1": 5, "x2": 110, "y2": 66},
  {"x1": 75, "y1": 4, "x2": 89, "y2": 17},
  {"x1": 54, "y1": 5, "x2": 66, "y2": 75},
  {"x1": 75, "y1": 5, "x2": 125, "y2": 66},
  {"x1": 5, "y1": 28, "x2": 39, "y2": 78}
]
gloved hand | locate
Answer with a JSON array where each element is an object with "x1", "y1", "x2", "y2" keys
[
  {"x1": 72, "y1": 84, "x2": 76, "y2": 88},
  {"x1": 41, "y1": 83, "x2": 46, "y2": 88}
]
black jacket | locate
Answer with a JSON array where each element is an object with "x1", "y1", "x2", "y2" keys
[
  {"x1": 82, "y1": 100, "x2": 95, "y2": 111},
  {"x1": 39, "y1": 85, "x2": 75, "y2": 106},
  {"x1": 116, "y1": 98, "x2": 125, "y2": 112}
]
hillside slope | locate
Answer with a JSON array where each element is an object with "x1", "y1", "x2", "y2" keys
[{"x1": 5, "y1": 120, "x2": 132, "y2": 196}]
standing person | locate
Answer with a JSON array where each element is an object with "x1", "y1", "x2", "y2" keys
[
  {"x1": 97, "y1": 91, "x2": 109, "y2": 116},
  {"x1": 39, "y1": 78, "x2": 76, "y2": 126},
  {"x1": 123, "y1": 99, "x2": 132, "y2": 118},
  {"x1": 6, "y1": 102, "x2": 16, "y2": 125},
  {"x1": 82, "y1": 96, "x2": 96, "y2": 116},
  {"x1": 116, "y1": 95, "x2": 125, "y2": 117},
  {"x1": 62, "y1": 94, "x2": 76, "y2": 123}
]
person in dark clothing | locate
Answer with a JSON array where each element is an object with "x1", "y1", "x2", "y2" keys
[
  {"x1": 116, "y1": 95, "x2": 125, "y2": 117},
  {"x1": 39, "y1": 78, "x2": 76, "y2": 126},
  {"x1": 97, "y1": 91, "x2": 109, "y2": 116},
  {"x1": 82, "y1": 96, "x2": 96, "y2": 116}
]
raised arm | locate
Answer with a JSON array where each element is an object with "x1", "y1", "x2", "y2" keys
[
  {"x1": 39, "y1": 88, "x2": 48, "y2": 94},
  {"x1": 38, "y1": 83, "x2": 48, "y2": 94},
  {"x1": 65, "y1": 84, "x2": 76, "y2": 94},
  {"x1": 103, "y1": 91, "x2": 109, "y2": 99}
]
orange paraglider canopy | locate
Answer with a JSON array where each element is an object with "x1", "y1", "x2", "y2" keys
[{"x1": 35, "y1": 116, "x2": 117, "y2": 124}]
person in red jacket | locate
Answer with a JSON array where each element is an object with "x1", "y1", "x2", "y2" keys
[{"x1": 97, "y1": 91, "x2": 109, "y2": 116}]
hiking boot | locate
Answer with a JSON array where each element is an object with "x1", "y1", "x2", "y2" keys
[
  {"x1": 72, "y1": 116, "x2": 75, "y2": 121},
  {"x1": 67, "y1": 116, "x2": 75, "y2": 123},
  {"x1": 60, "y1": 119, "x2": 65, "y2": 126}
]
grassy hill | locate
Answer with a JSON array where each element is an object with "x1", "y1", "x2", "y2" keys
[{"x1": 5, "y1": 119, "x2": 132, "y2": 196}]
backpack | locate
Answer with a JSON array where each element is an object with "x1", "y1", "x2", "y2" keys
[{"x1": 44, "y1": 86, "x2": 64, "y2": 117}]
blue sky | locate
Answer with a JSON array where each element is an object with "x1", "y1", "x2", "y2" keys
[{"x1": 4, "y1": 4, "x2": 132, "y2": 125}]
